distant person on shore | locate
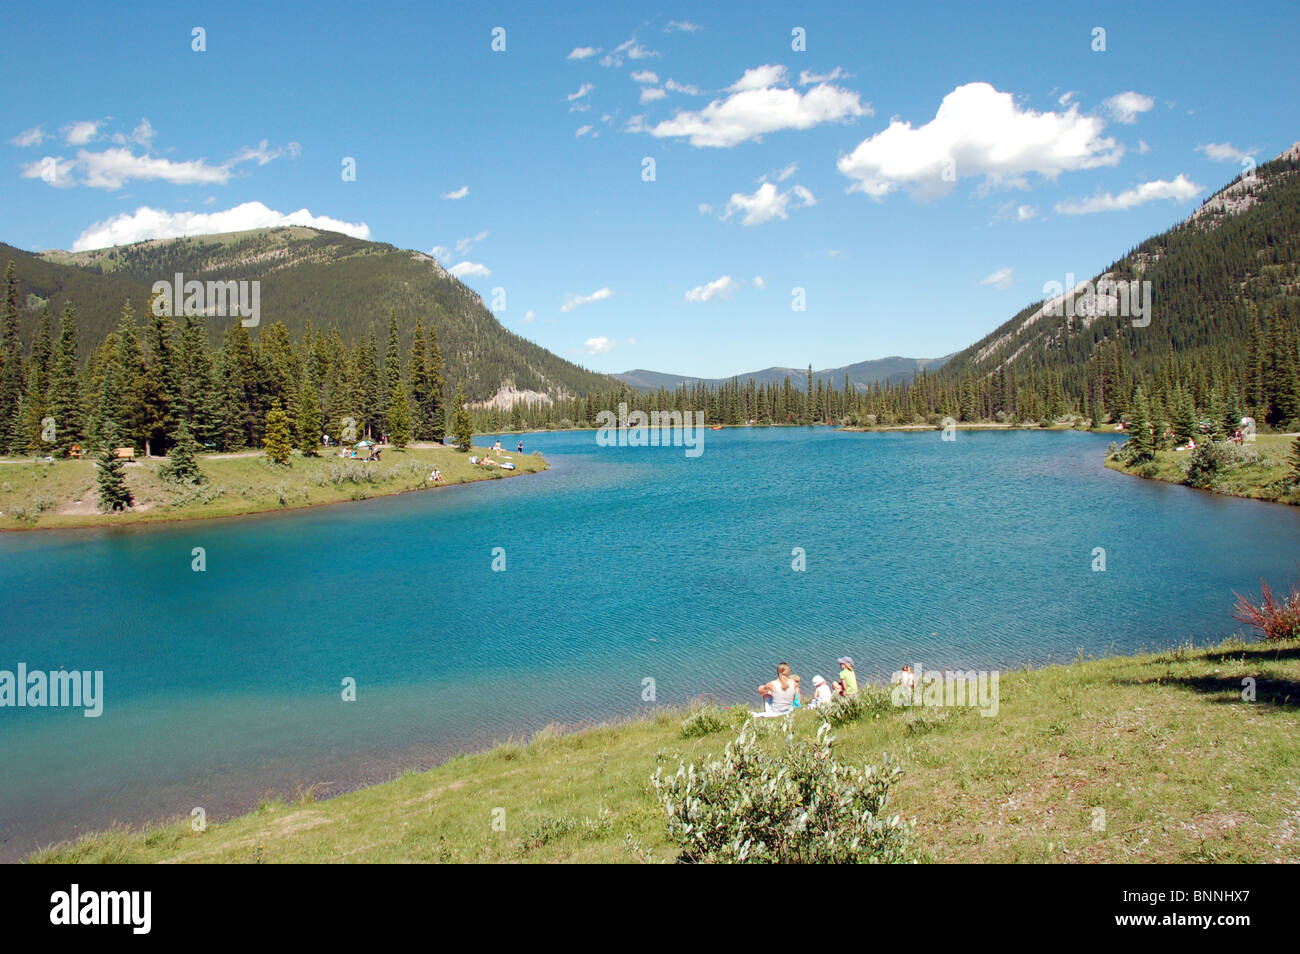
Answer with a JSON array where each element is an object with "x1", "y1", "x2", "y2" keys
[
  {"x1": 894, "y1": 665, "x2": 915, "y2": 692},
  {"x1": 837, "y1": 657, "x2": 859, "y2": 697},
  {"x1": 753, "y1": 662, "x2": 799, "y2": 718},
  {"x1": 429, "y1": 468, "x2": 444, "y2": 483},
  {"x1": 518, "y1": 441, "x2": 524, "y2": 454},
  {"x1": 809, "y1": 675, "x2": 833, "y2": 708}
]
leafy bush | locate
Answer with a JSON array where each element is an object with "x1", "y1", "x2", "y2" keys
[
  {"x1": 816, "y1": 685, "x2": 894, "y2": 726},
  {"x1": 652, "y1": 720, "x2": 911, "y2": 864},
  {"x1": 679, "y1": 703, "x2": 745, "y2": 738},
  {"x1": 1184, "y1": 441, "x2": 1226, "y2": 488},
  {"x1": 1233, "y1": 576, "x2": 1300, "y2": 641}
]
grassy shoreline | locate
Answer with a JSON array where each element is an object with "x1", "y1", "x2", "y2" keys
[
  {"x1": 0, "y1": 442, "x2": 548, "y2": 531},
  {"x1": 29, "y1": 636, "x2": 1300, "y2": 864},
  {"x1": 1105, "y1": 433, "x2": 1300, "y2": 506}
]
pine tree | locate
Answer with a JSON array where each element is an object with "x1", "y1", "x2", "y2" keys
[
  {"x1": 296, "y1": 377, "x2": 322, "y2": 456},
  {"x1": 159, "y1": 420, "x2": 205, "y2": 484},
  {"x1": 388, "y1": 379, "x2": 412, "y2": 447},
  {"x1": 428, "y1": 323, "x2": 447, "y2": 442},
  {"x1": 1289, "y1": 436, "x2": 1300, "y2": 485},
  {"x1": 95, "y1": 422, "x2": 133, "y2": 512},
  {"x1": 47, "y1": 303, "x2": 84, "y2": 456},
  {"x1": 452, "y1": 382, "x2": 473, "y2": 451},
  {"x1": 0, "y1": 261, "x2": 24, "y2": 453},
  {"x1": 1126, "y1": 387, "x2": 1155, "y2": 463},
  {"x1": 263, "y1": 402, "x2": 292, "y2": 465}
]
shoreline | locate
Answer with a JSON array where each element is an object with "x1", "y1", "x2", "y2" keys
[
  {"x1": 26, "y1": 632, "x2": 1298, "y2": 864},
  {"x1": 0, "y1": 443, "x2": 549, "y2": 533}
]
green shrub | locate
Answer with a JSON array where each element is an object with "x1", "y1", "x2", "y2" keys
[
  {"x1": 652, "y1": 720, "x2": 911, "y2": 864},
  {"x1": 679, "y1": 703, "x2": 745, "y2": 738},
  {"x1": 817, "y1": 685, "x2": 893, "y2": 726},
  {"x1": 1184, "y1": 441, "x2": 1226, "y2": 489}
]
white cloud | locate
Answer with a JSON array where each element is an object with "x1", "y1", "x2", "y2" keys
[
  {"x1": 111, "y1": 119, "x2": 156, "y2": 148},
  {"x1": 62, "y1": 119, "x2": 104, "y2": 146},
  {"x1": 449, "y1": 261, "x2": 491, "y2": 278},
  {"x1": 723, "y1": 180, "x2": 816, "y2": 226},
  {"x1": 666, "y1": 20, "x2": 700, "y2": 33},
  {"x1": 561, "y1": 287, "x2": 614, "y2": 312},
  {"x1": 229, "y1": 139, "x2": 301, "y2": 166},
  {"x1": 11, "y1": 125, "x2": 45, "y2": 147},
  {"x1": 837, "y1": 82, "x2": 1123, "y2": 199},
  {"x1": 995, "y1": 201, "x2": 1039, "y2": 223},
  {"x1": 645, "y1": 64, "x2": 866, "y2": 148},
  {"x1": 1138, "y1": 139, "x2": 1151, "y2": 154},
  {"x1": 22, "y1": 147, "x2": 235, "y2": 190},
  {"x1": 630, "y1": 70, "x2": 659, "y2": 84},
  {"x1": 730, "y1": 65, "x2": 787, "y2": 92},
  {"x1": 454, "y1": 230, "x2": 489, "y2": 254},
  {"x1": 1058, "y1": 90, "x2": 1080, "y2": 107},
  {"x1": 798, "y1": 67, "x2": 848, "y2": 85},
  {"x1": 979, "y1": 267, "x2": 1014, "y2": 289},
  {"x1": 71, "y1": 201, "x2": 371, "y2": 251},
  {"x1": 684, "y1": 274, "x2": 739, "y2": 302},
  {"x1": 697, "y1": 202, "x2": 713, "y2": 215},
  {"x1": 601, "y1": 38, "x2": 659, "y2": 68},
  {"x1": 583, "y1": 336, "x2": 615, "y2": 354},
  {"x1": 1054, "y1": 174, "x2": 1202, "y2": 215},
  {"x1": 1197, "y1": 142, "x2": 1254, "y2": 163},
  {"x1": 430, "y1": 245, "x2": 451, "y2": 262},
  {"x1": 664, "y1": 79, "x2": 700, "y2": 95},
  {"x1": 775, "y1": 162, "x2": 798, "y2": 181},
  {"x1": 1102, "y1": 91, "x2": 1155, "y2": 125},
  {"x1": 567, "y1": 46, "x2": 599, "y2": 60},
  {"x1": 567, "y1": 82, "x2": 595, "y2": 100},
  {"x1": 640, "y1": 87, "x2": 667, "y2": 104},
  {"x1": 522, "y1": 309, "x2": 536, "y2": 324},
  {"x1": 575, "y1": 124, "x2": 593, "y2": 137},
  {"x1": 441, "y1": 185, "x2": 469, "y2": 200},
  {"x1": 754, "y1": 275, "x2": 766, "y2": 289}
]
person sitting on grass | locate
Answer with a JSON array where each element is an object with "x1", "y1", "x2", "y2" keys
[
  {"x1": 428, "y1": 469, "x2": 444, "y2": 483},
  {"x1": 809, "y1": 674, "x2": 833, "y2": 708},
  {"x1": 837, "y1": 656, "x2": 859, "y2": 697},
  {"x1": 753, "y1": 662, "x2": 799, "y2": 718}
]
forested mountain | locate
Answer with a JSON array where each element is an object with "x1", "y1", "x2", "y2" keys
[
  {"x1": 935, "y1": 142, "x2": 1300, "y2": 429},
  {"x1": 614, "y1": 354, "x2": 950, "y2": 392},
  {"x1": 2, "y1": 226, "x2": 611, "y2": 401}
]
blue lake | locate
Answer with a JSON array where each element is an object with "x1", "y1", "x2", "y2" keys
[{"x1": 1, "y1": 427, "x2": 1297, "y2": 859}]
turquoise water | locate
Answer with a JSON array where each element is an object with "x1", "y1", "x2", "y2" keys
[{"x1": 1, "y1": 427, "x2": 1297, "y2": 858}]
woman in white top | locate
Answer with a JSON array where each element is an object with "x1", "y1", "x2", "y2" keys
[{"x1": 754, "y1": 662, "x2": 799, "y2": 717}]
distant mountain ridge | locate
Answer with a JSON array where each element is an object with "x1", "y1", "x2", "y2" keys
[{"x1": 615, "y1": 354, "x2": 951, "y2": 392}]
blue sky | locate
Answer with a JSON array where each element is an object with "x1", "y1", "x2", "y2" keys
[{"x1": 3, "y1": 0, "x2": 1298, "y2": 377}]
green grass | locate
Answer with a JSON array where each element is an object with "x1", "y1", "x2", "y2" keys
[
  {"x1": 28, "y1": 637, "x2": 1300, "y2": 863},
  {"x1": 1106, "y1": 433, "x2": 1300, "y2": 505},
  {"x1": 0, "y1": 443, "x2": 547, "y2": 530}
]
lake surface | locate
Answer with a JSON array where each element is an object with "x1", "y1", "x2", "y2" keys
[{"x1": 1, "y1": 427, "x2": 1297, "y2": 859}]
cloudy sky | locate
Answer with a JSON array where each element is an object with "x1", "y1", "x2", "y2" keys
[{"x1": 3, "y1": 0, "x2": 1297, "y2": 376}]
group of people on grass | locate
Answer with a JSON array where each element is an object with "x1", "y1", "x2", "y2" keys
[{"x1": 753, "y1": 656, "x2": 860, "y2": 717}]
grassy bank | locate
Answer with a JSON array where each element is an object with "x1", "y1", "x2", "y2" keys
[
  {"x1": 1106, "y1": 433, "x2": 1300, "y2": 506},
  {"x1": 0, "y1": 443, "x2": 547, "y2": 530},
  {"x1": 30, "y1": 637, "x2": 1300, "y2": 863}
]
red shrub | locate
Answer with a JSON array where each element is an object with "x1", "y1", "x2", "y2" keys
[{"x1": 1232, "y1": 576, "x2": 1300, "y2": 641}]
